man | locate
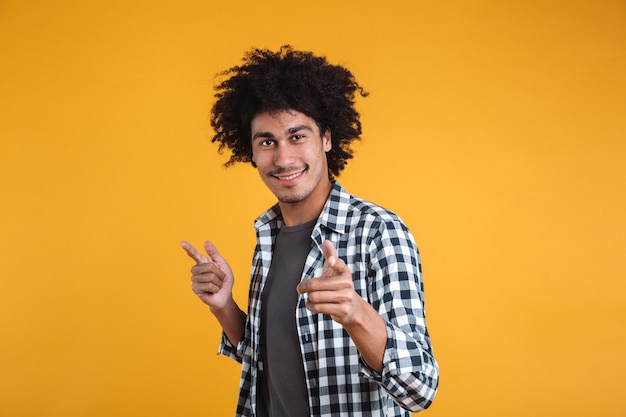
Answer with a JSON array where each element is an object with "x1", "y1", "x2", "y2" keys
[{"x1": 181, "y1": 46, "x2": 439, "y2": 417}]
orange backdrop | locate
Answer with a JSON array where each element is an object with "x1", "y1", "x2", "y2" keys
[{"x1": 1, "y1": 1, "x2": 625, "y2": 416}]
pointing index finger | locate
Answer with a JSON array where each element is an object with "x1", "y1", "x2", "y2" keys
[
  {"x1": 322, "y1": 240, "x2": 337, "y2": 263},
  {"x1": 322, "y1": 240, "x2": 346, "y2": 276}
]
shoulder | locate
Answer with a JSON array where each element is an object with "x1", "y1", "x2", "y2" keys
[
  {"x1": 349, "y1": 193, "x2": 402, "y2": 223},
  {"x1": 340, "y1": 183, "x2": 405, "y2": 220},
  {"x1": 328, "y1": 182, "x2": 411, "y2": 234}
]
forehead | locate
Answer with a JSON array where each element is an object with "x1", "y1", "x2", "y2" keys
[{"x1": 251, "y1": 110, "x2": 319, "y2": 133}]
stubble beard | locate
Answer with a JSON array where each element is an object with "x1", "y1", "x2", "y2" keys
[{"x1": 275, "y1": 183, "x2": 314, "y2": 204}]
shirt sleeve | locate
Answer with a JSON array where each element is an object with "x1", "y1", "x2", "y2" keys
[
  {"x1": 218, "y1": 331, "x2": 245, "y2": 363},
  {"x1": 359, "y1": 218, "x2": 439, "y2": 411}
]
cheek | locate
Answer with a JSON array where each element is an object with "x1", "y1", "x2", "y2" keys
[
  {"x1": 251, "y1": 152, "x2": 273, "y2": 171},
  {"x1": 251, "y1": 149, "x2": 265, "y2": 168}
]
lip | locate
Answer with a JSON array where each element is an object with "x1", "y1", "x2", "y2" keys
[{"x1": 272, "y1": 168, "x2": 306, "y2": 186}]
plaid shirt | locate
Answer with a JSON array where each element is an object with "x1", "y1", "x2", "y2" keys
[{"x1": 219, "y1": 182, "x2": 439, "y2": 416}]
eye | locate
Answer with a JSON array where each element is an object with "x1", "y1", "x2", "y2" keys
[
  {"x1": 260, "y1": 139, "x2": 275, "y2": 147},
  {"x1": 291, "y1": 134, "x2": 304, "y2": 141}
]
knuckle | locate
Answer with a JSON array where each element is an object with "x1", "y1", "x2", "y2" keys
[
  {"x1": 339, "y1": 278, "x2": 353, "y2": 289},
  {"x1": 191, "y1": 264, "x2": 206, "y2": 274}
]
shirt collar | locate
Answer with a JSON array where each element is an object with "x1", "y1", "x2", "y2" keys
[{"x1": 254, "y1": 181, "x2": 350, "y2": 235}]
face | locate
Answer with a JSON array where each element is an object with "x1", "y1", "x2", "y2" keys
[{"x1": 250, "y1": 110, "x2": 332, "y2": 208}]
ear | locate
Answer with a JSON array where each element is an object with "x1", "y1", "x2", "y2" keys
[{"x1": 322, "y1": 129, "x2": 332, "y2": 152}]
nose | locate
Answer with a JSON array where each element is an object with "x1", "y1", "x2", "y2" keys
[{"x1": 273, "y1": 142, "x2": 294, "y2": 167}]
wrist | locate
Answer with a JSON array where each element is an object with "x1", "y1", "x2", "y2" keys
[
  {"x1": 210, "y1": 297, "x2": 237, "y2": 316},
  {"x1": 210, "y1": 297, "x2": 246, "y2": 347}
]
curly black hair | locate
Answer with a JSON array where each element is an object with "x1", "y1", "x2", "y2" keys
[{"x1": 210, "y1": 45, "x2": 368, "y2": 178}]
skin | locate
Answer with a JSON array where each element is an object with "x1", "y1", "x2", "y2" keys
[
  {"x1": 181, "y1": 110, "x2": 387, "y2": 372},
  {"x1": 250, "y1": 110, "x2": 333, "y2": 226}
]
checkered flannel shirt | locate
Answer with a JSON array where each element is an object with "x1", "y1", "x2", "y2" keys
[{"x1": 219, "y1": 182, "x2": 439, "y2": 416}]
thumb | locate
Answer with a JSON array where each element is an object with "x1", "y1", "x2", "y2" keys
[
  {"x1": 180, "y1": 240, "x2": 210, "y2": 265},
  {"x1": 203, "y1": 241, "x2": 225, "y2": 264}
]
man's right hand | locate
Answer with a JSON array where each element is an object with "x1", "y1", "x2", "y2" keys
[{"x1": 180, "y1": 240, "x2": 234, "y2": 311}]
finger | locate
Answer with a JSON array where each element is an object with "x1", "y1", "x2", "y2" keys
[
  {"x1": 322, "y1": 240, "x2": 349, "y2": 276},
  {"x1": 322, "y1": 240, "x2": 337, "y2": 269},
  {"x1": 192, "y1": 279, "x2": 223, "y2": 295},
  {"x1": 180, "y1": 240, "x2": 210, "y2": 265},
  {"x1": 191, "y1": 262, "x2": 224, "y2": 278},
  {"x1": 203, "y1": 241, "x2": 225, "y2": 264},
  {"x1": 297, "y1": 276, "x2": 352, "y2": 294},
  {"x1": 305, "y1": 300, "x2": 349, "y2": 317}
]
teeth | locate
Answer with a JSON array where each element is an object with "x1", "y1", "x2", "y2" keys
[{"x1": 278, "y1": 172, "x2": 301, "y2": 180}]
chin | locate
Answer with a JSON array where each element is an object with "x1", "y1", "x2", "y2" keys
[
  {"x1": 274, "y1": 185, "x2": 312, "y2": 204},
  {"x1": 277, "y1": 193, "x2": 308, "y2": 204}
]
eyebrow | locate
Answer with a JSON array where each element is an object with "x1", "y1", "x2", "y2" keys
[
  {"x1": 252, "y1": 131, "x2": 274, "y2": 140},
  {"x1": 252, "y1": 124, "x2": 314, "y2": 141},
  {"x1": 286, "y1": 125, "x2": 314, "y2": 135}
]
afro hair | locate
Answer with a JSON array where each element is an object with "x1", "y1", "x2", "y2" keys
[{"x1": 210, "y1": 45, "x2": 368, "y2": 178}]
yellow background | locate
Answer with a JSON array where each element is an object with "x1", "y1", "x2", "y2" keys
[{"x1": 1, "y1": 0, "x2": 625, "y2": 416}]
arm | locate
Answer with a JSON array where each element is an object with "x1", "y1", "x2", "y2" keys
[
  {"x1": 297, "y1": 233, "x2": 439, "y2": 411},
  {"x1": 364, "y1": 223, "x2": 439, "y2": 411},
  {"x1": 296, "y1": 240, "x2": 387, "y2": 372},
  {"x1": 181, "y1": 240, "x2": 246, "y2": 346}
]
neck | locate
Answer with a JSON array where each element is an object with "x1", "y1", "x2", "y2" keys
[{"x1": 279, "y1": 181, "x2": 333, "y2": 227}]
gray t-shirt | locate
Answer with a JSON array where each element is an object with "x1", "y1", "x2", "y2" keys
[{"x1": 257, "y1": 219, "x2": 316, "y2": 417}]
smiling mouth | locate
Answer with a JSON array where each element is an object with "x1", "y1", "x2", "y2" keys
[
  {"x1": 272, "y1": 168, "x2": 306, "y2": 182},
  {"x1": 277, "y1": 172, "x2": 302, "y2": 180}
]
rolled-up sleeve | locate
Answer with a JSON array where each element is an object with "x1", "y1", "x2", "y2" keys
[{"x1": 218, "y1": 331, "x2": 245, "y2": 363}]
